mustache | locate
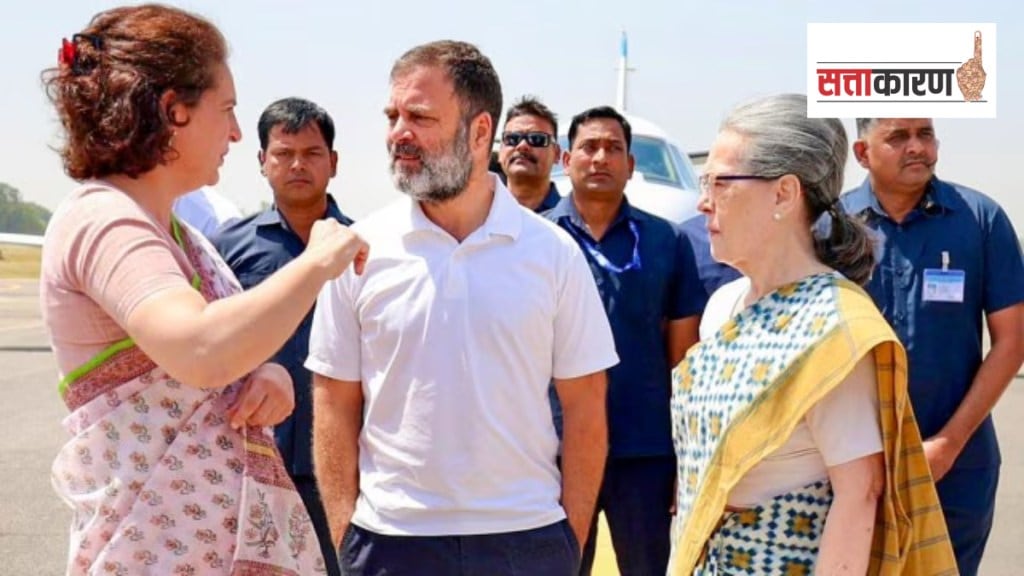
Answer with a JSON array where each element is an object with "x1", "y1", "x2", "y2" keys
[
  {"x1": 390, "y1": 142, "x2": 423, "y2": 159},
  {"x1": 901, "y1": 156, "x2": 935, "y2": 168},
  {"x1": 509, "y1": 152, "x2": 537, "y2": 164}
]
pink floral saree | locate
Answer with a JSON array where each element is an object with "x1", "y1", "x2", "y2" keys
[{"x1": 51, "y1": 218, "x2": 327, "y2": 575}]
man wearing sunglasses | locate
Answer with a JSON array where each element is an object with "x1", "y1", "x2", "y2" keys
[
  {"x1": 547, "y1": 106, "x2": 706, "y2": 576},
  {"x1": 498, "y1": 96, "x2": 563, "y2": 212}
]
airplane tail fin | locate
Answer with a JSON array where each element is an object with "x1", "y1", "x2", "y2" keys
[{"x1": 616, "y1": 29, "x2": 629, "y2": 112}]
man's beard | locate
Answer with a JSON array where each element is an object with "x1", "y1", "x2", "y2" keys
[{"x1": 389, "y1": 121, "x2": 473, "y2": 204}]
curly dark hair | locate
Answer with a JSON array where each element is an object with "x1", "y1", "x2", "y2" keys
[{"x1": 42, "y1": 4, "x2": 227, "y2": 180}]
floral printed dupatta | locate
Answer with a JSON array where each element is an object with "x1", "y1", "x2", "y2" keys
[{"x1": 51, "y1": 219, "x2": 326, "y2": 575}]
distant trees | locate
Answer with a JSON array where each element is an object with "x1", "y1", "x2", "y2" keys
[{"x1": 0, "y1": 182, "x2": 51, "y2": 234}]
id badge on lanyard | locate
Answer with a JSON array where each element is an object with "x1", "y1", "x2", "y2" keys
[{"x1": 922, "y1": 250, "x2": 965, "y2": 303}]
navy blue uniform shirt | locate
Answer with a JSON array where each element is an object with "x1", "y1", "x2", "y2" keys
[
  {"x1": 678, "y1": 213, "x2": 742, "y2": 301},
  {"x1": 546, "y1": 194, "x2": 706, "y2": 457},
  {"x1": 212, "y1": 195, "x2": 354, "y2": 477},
  {"x1": 842, "y1": 178, "x2": 1024, "y2": 469},
  {"x1": 535, "y1": 183, "x2": 562, "y2": 213}
]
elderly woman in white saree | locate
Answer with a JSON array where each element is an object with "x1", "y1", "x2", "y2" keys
[{"x1": 669, "y1": 94, "x2": 957, "y2": 575}]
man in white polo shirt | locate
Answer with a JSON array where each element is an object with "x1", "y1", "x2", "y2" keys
[{"x1": 307, "y1": 40, "x2": 618, "y2": 575}]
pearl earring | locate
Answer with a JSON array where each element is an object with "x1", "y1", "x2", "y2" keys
[{"x1": 773, "y1": 213, "x2": 781, "y2": 221}]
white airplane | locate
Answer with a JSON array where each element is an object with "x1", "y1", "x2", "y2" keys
[
  {"x1": 0, "y1": 232, "x2": 44, "y2": 247},
  {"x1": 549, "y1": 31, "x2": 704, "y2": 224}
]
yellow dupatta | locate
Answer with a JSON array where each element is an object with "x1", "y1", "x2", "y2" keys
[{"x1": 670, "y1": 275, "x2": 957, "y2": 575}]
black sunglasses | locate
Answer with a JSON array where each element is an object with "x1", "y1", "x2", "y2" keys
[{"x1": 501, "y1": 131, "x2": 553, "y2": 148}]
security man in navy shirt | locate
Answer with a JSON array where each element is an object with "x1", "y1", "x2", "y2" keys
[
  {"x1": 213, "y1": 98, "x2": 353, "y2": 576},
  {"x1": 499, "y1": 96, "x2": 563, "y2": 213},
  {"x1": 547, "y1": 106, "x2": 705, "y2": 576},
  {"x1": 678, "y1": 212, "x2": 742, "y2": 300},
  {"x1": 842, "y1": 117, "x2": 1024, "y2": 576}
]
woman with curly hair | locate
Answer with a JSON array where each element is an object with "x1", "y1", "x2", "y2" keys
[{"x1": 41, "y1": 5, "x2": 367, "y2": 574}]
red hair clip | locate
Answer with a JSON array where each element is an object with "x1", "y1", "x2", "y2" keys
[
  {"x1": 58, "y1": 35, "x2": 103, "y2": 74},
  {"x1": 58, "y1": 38, "x2": 76, "y2": 68}
]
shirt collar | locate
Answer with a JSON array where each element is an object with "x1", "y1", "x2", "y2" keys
[
  {"x1": 844, "y1": 177, "x2": 953, "y2": 221},
  {"x1": 253, "y1": 205, "x2": 284, "y2": 227},
  {"x1": 253, "y1": 193, "x2": 348, "y2": 228},
  {"x1": 842, "y1": 180, "x2": 886, "y2": 219},
  {"x1": 403, "y1": 173, "x2": 523, "y2": 241},
  {"x1": 548, "y1": 192, "x2": 642, "y2": 237},
  {"x1": 925, "y1": 178, "x2": 959, "y2": 214},
  {"x1": 535, "y1": 182, "x2": 562, "y2": 213}
]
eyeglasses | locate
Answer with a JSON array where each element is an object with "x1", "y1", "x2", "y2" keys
[
  {"x1": 501, "y1": 131, "x2": 553, "y2": 148},
  {"x1": 698, "y1": 173, "x2": 778, "y2": 196}
]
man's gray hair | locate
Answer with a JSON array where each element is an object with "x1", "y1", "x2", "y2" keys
[{"x1": 855, "y1": 118, "x2": 880, "y2": 138}]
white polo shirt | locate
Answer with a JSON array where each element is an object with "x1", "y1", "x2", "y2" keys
[{"x1": 306, "y1": 176, "x2": 618, "y2": 535}]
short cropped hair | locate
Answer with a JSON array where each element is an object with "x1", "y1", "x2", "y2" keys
[
  {"x1": 567, "y1": 106, "x2": 632, "y2": 152},
  {"x1": 504, "y1": 95, "x2": 558, "y2": 136},
  {"x1": 390, "y1": 40, "x2": 503, "y2": 140},
  {"x1": 257, "y1": 98, "x2": 336, "y2": 151}
]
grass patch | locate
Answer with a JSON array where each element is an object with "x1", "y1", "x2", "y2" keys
[{"x1": 0, "y1": 244, "x2": 42, "y2": 279}]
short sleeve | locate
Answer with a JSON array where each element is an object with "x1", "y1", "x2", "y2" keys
[
  {"x1": 805, "y1": 353, "x2": 883, "y2": 467},
  {"x1": 552, "y1": 242, "x2": 620, "y2": 380},
  {"x1": 668, "y1": 226, "x2": 709, "y2": 319},
  {"x1": 305, "y1": 273, "x2": 362, "y2": 381},
  {"x1": 982, "y1": 206, "x2": 1024, "y2": 313},
  {"x1": 63, "y1": 196, "x2": 192, "y2": 328}
]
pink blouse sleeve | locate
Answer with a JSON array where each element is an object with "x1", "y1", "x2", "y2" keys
[{"x1": 60, "y1": 191, "x2": 194, "y2": 329}]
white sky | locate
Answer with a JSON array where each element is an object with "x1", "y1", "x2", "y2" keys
[{"x1": 4, "y1": 0, "x2": 1022, "y2": 230}]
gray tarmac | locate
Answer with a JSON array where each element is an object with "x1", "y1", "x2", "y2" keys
[{"x1": 0, "y1": 279, "x2": 1020, "y2": 574}]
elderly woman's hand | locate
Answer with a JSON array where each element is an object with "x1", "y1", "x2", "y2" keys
[{"x1": 227, "y1": 362, "x2": 295, "y2": 429}]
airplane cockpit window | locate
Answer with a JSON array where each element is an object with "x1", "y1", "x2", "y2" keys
[
  {"x1": 631, "y1": 136, "x2": 679, "y2": 187},
  {"x1": 551, "y1": 134, "x2": 699, "y2": 192},
  {"x1": 667, "y1": 144, "x2": 700, "y2": 191}
]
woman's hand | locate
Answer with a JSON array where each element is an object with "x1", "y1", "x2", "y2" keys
[
  {"x1": 305, "y1": 219, "x2": 369, "y2": 279},
  {"x1": 226, "y1": 362, "x2": 295, "y2": 429}
]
